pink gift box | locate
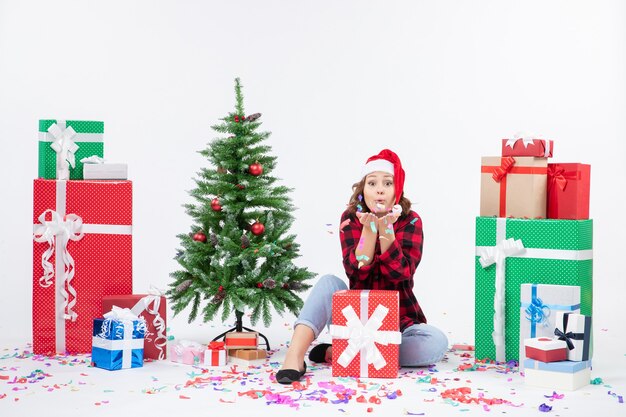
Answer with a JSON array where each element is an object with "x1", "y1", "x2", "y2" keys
[{"x1": 169, "y1": 340, "x2": 204, "y2": 365}]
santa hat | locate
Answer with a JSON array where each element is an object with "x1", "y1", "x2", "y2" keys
[{"x1": 360, "y1": 149, "x2": 405, "y2": 204}]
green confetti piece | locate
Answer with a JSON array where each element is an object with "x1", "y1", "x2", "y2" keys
[
  {"x1": 370, "y1": 221, "x2": 377, "y2": 233},
  {"x1": 591, "y1": 377, "x2": 604, "y2": 385}
]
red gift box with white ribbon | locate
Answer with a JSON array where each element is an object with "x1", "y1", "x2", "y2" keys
[
  {"x1": 501, "y1": 137, "x2": 554, "y2": 158},
  {"x1": 32, "y1": 179, "x2": 132, "y2": 354},
  {"x1": 102, "y1": 292, "x2": 167, "y2": 360},
  {"x1": 330, "y1": 290, "x2": 401, "y2": 378},
  {"x1": 524, "y1": 337, "x2": 568, "y2": 362}
]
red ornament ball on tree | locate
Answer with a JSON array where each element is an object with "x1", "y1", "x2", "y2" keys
[
  {"x1": 248, "y1": 162, "x2": 263, "y2": 176},
  {"x1": 211, "y1": 198, "x2": 222, "y2": 211},
  {"x1": 218, "y1": 286, "x2": 224, "y2": 292},
  {"x1": 257, "y1": 282, "x2": 263, "y2": 288},
  {"x1": 193, "y1": 232, "x2": 207, "y2": 243},
  {"x1": 250, "y1": 221, "x2": 265, "y2": 236}
]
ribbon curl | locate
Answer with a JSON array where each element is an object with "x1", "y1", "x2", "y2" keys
[
  {"x1": 33, "y1": 209, "x2": 84, "y2": 321},
  {"x1": 524, "y1": 295, "x2": 550, "y2": 329},
  {"x1": 131, "y1": 286, "x2": 168, "y2": 359}
]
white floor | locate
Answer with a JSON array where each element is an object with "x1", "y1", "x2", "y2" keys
[{"x1": 1, "y1": 320, "x2": 624, "y2": 417}]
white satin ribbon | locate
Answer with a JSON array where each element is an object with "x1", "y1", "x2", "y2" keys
[
  {"x1": 475, "y1": 218, "x2": 593, "y2": 362},
  {"x1": 80, "y1": 155, "x2": 106, "y2": 164},
  {"x1": 131, "y1": 286, "x2": 167, "y2": 359},
  {"x1": 48, "y1": 120, "x2": 79, "y2": 180},
  {"x1": 32, "y1": 180, "x2": 133, "y2": 353},
  {"x1": 33, "y1": 209, "x2": 84, "y2": 323},
  {"x1": 505, "y1": 133, "x2": 541, "y2": 150},
  {"x1": 477, "y1": 236, "x2": 525, "y2": 362},
  {"x1": 330, "y1": 291, "x2": 401, "y2": 376}
]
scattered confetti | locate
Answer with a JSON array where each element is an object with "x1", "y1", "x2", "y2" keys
[
  {"x1": 591, "y1": 378, "x2": 604, "y2": 385},
  {"x1": 538, "y1": 403, "x2": 552, "y2": 412}
]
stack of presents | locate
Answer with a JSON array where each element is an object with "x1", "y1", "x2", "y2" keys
[
  {"x1": 475, "y1": 135, "x2": 593, "y2": 390},
  {"x1": 31, "y1": 119, "x2": 263, "y2": 371}
]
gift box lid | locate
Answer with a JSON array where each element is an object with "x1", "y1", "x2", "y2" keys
[
  {"x1": 523, "y1": 359, "x2": 590, "y2": 373},
  {"x1": 524, "y1": 337, "x2": 568, "y2": 351}
]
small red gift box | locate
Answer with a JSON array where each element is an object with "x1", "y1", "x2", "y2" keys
[
  {"x1": 502, "y1": 137, "x2": 554, "y2": 158},
  {"x1": 204, "y1": 341, "x2": 227, "y2": 366},
  {"x1": 32, "y1": 179, "x2": 132, "y2": 354},
  {"x1": 330, "y1": 290, "x2": 401, "y2": 378},
  {"x1": 102, "y1": 293, "x2": 167, "y2": 360},
  {"x1": 547, "y1": 163, "x2": 591, "y2": 220},
  {"x1": 224, "y1": 332, "x2": 258, "y2": 349},
  {"x1": 524, "y1": 337, "x2": 568, "y2": 362}
]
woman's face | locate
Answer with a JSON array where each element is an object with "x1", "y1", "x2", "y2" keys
[{"x1": 362, "y1": 171, "x2": 395, "y2": 216}]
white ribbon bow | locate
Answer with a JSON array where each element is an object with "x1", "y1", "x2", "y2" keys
[
  {"x1": 99, "y1": 306, "x2": 145, "y2": 369},
  {"x1": 330, "y1": 304, "x2": 402, "y2": 371},
  {"x1": 48, "y1": 121, "x2": 79, "y2": 180},
  {"x1": 131, "y1": 286, "x2": 167, "y2": 359},
  {"x1": 80, "y1": 155, "x2": 106, "y2": 164},
  {"x1": 477, "y1": 238, "x2": 525, "y2": 362},
  {"x1": 505, "y1": 132, "x2": 544, "y2": 149},
  {"x1": 33, "y1": 209, "x2": 84, "y2": 321}
]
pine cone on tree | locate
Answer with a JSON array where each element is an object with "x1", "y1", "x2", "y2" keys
[
  {"x1": 245, "y1": 113, "x2": 261, "y2": 122},
  {"x1": 241, "y1": 233, "x2": 250, "y2": 249},
  {"x1": 262, "y1": 278, "x2": 276, "y2": 289},
  {"x1": 210, "y1": 233, "x2": 218, "y2": 247},
  {"x1": 176, "y1": 279, "x2": 193, "y2": 293},
  {"x1": 288, "y1": 281, "x2": 304, "y2": 290},
  {"x1": 211, "y1": 291, "x2": 226, "y2": 304}
]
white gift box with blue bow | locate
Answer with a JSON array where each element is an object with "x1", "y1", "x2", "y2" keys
[{"x1": 92, "y1": 307, "x2": 146, "y2": 371}]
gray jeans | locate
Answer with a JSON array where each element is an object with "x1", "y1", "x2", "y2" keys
[{"x1": 295, "y1": 274, "x2": 448, "y2": 367}]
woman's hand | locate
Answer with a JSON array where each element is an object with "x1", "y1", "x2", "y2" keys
[{"x1": 356, "y1": 212, "x2": 380, "y2": 234}]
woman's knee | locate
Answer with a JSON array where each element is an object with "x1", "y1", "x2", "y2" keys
[{"x1": 316, "y1": 274, "x2": 348, "y2": 292}]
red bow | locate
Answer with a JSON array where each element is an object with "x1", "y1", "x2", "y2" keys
[
  {"x1": 548, "y1": 166, "x2": 568, "y2": 191},
  {"x1": 492, "y1": 157, "x2": 515, "y2": 183},
  {"x1": 208, "y1": 341, "x2": 225, "y2": 350}
]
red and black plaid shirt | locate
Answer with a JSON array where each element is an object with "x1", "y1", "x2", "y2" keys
[{"x1": 339, "y1": 209, "x2": 426, "y2": 331}]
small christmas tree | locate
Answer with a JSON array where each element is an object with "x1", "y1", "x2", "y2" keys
[{"x1": 168, "y1": 78, "x2": 314, "y2": 339}]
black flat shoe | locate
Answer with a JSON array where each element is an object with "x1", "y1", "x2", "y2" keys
[
  {"x1": 308, "y1": 343, "x2": 331, "y2": 363},
  {"x1": 276, "y1": 361, "x2": 307, "y2": 384}
]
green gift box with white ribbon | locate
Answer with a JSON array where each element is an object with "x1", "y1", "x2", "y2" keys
[
  {"x1": 474, "y1": 216, "x2": 592, "y2": 363},
  {"x1": 38, "y1": 119, "x2": 104, "y2": 180}
]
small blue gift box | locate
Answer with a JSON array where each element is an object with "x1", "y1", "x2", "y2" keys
[{"x1": 92, "y1": 317, "x2": 145, "y2": 370}]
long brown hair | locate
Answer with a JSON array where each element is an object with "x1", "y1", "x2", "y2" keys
[{"x1": 346, "y1": 177, "x2": 412, "y2": 216}]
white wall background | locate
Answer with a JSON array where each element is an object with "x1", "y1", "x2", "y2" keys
[{"x1": 0, "y1": 0, "x2": 624, "y2": 346}]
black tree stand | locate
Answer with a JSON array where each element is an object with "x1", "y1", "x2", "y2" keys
[{"x1": 212, "y1": 310, "x2": 270, "y2": 350}]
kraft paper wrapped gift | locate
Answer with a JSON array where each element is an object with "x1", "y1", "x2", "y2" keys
[
  {"x1": 519, "y1": 284, "x2": 581, "y2": 370},
  {"x1": 229, "y1": 349, "x2": 267, "y2": 361},
  {"x1": 501, "y1": 137, "x2": 554, "y2": 158},
  {"x1": 91, "y1": 308, "x2": 145, "y2": 371},
  {"x1": 524, "y1": 337, "x2": 568, "y2": 363},
  {"x1": 330, "y1": 290, "x2": 402, "y2": 378},
  {"x1": 32, "y1": 179, "x2": 133, "y2": 354},
  {"x1": 480, "y1": 156, "x2": 548, "y2": 218},
  {"x1": 225, "y1": 332, "x2": 258, "y2": 350},
  {"x1": 523, "y1": 359, "x2": 591, "y2": 391},
  {"x1": 474, "y1": 217, "x2": 592, "y2": 363},
  {"x1": 169, "y1": 340, "x2": 204, "y2": 365},
  {"x1": 204, "y1": 341, "x2": 227, "y2": 366},
  {"x1": 38, "y1": 119, "x2": 104, "y2": 180},
  {"x1": 554, "y1": 312, "x2": 592, "y2": 362},
  {"x1": 102, "y1": 293, "x2": 167, "y2": 360},
  {"x1": 547, "y1": 163, "x2": 591, "y2": 220}
]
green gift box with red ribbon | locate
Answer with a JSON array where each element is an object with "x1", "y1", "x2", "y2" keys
[
  {"x1": 547, "y1": 163, "x2": 591, "y2": 220},
  {"x1": 474, "y1": 217, "x2": 592, "y2": 363}
]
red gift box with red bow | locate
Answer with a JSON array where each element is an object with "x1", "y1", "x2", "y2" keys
[{"x1": 547, "y1": 163, "x2": 591, "y2": 220}]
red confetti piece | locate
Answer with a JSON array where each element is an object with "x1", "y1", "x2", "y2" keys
[
  {"x1": 367, "y1": 407, "x2": 373, "y2": 412},
  {"x1": 0, "y1": 375, "x2": 9, "y2": 380},
  {"x1": 179, "y1": 395, "x2": 191, "y2": 399}
]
